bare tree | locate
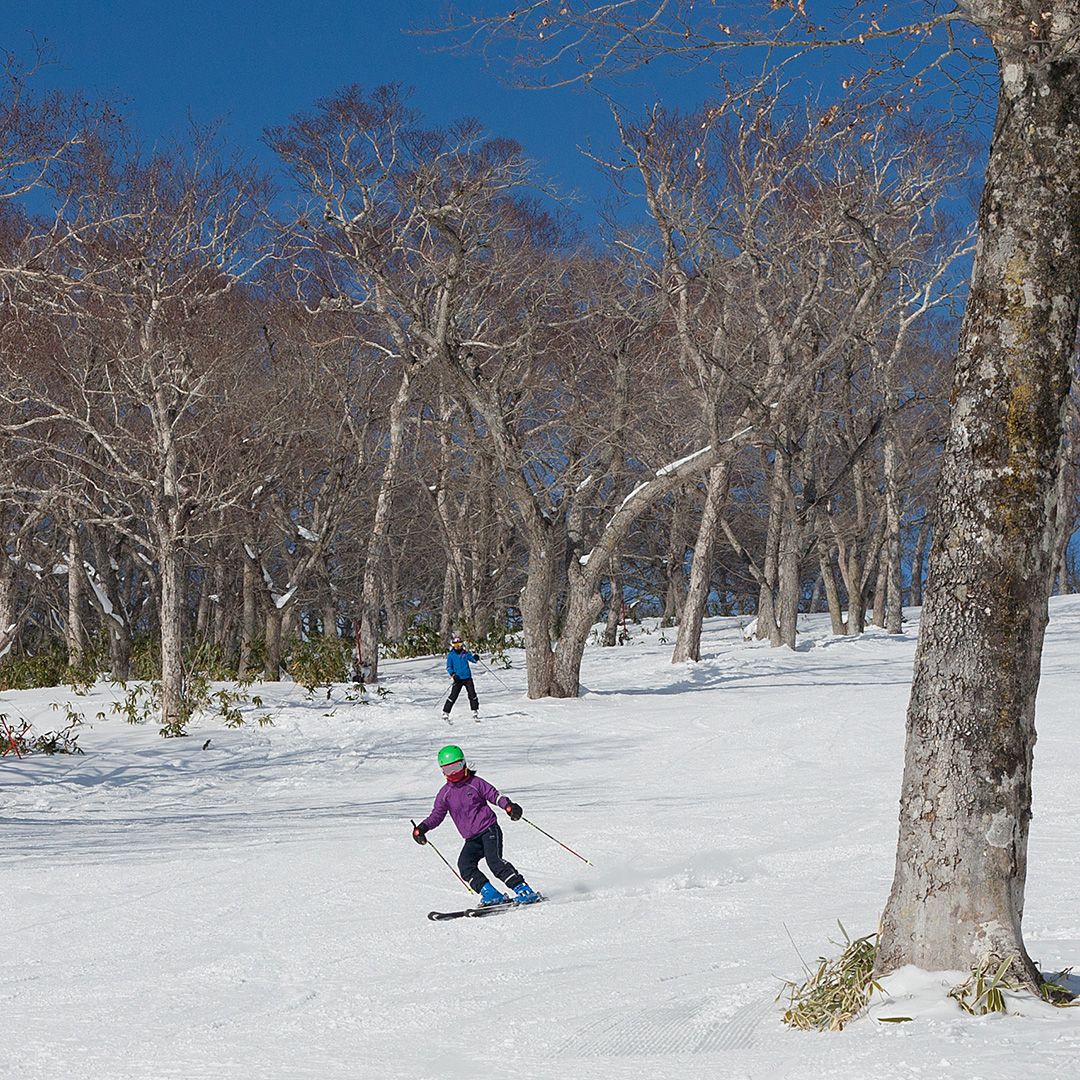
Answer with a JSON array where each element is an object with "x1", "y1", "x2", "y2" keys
[
  {"x1": 606, "y1": 92, "x2": 968, "y2": 655},
  {"x1": 0, "y1": 125, "x2": 273, "y2": 728},
  {"x1": 268, "y1": 85, "x2": 491, "y2": 682}
]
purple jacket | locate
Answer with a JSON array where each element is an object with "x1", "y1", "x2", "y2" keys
[{"x1": 421, "y1": 773, "x2": 510, "y2": 839}]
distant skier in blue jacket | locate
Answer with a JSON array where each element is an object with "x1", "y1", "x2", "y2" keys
[{"x1": 443, "y1": 635, "x2": 480, "y2": 721}]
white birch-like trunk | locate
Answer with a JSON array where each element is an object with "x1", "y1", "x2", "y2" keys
[
  {"x1": 158, "y1": 542, "x2": 185, "y2": 730},
  {"x1": 756, "y1": 451, "x2": 785, "y2": 646},
  {"x1": 0, "y1": 551, "x2": 17, "y2": 657},
  {"x1": 66, "y1": 530, "x2": 85, "y2": 668},
  {"x1": 673, "y1": 463, "x2": 730, "y2": 663}
]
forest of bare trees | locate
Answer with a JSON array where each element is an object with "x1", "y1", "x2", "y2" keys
[{"x1": 1, "y1": 43, "x2": 1079, "y2": 737}]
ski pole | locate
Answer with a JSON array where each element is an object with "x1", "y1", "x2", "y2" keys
[
  {"x1": 475, "y1": 656, "x2": 511, "y2": 691},
  {"x1": 413, "y1": 820, "x2": 474, "y2": 892},
  {"x1": 521, "y1": 816, "x2": 592, "y2": 865},
  {"x1": 435, "y1": 680, "x2": 454, "y2": 708}
]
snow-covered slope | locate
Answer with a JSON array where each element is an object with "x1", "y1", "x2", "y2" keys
[{"x1": 4, "y1": 599, "x2": 1080, "y2": 1079}]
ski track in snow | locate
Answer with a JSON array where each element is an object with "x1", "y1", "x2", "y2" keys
[{"x1": 4, "y1": 601, "x2": 1080, "y2": 1078}]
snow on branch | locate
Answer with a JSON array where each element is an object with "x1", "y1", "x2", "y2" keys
[
  {"x1": 655, "y1": 445, "x2": 713, "y2": 477},
  {"x1": 83, "y1": 562, "x2": 124, "y2": 626}
]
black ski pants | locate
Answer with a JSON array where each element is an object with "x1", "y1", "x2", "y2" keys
[
  {"x1": 457, "y1": 822, "x2": 524, "y2": 893},
  {"x1": 444, "y1": 675, "x2": 478, "y2": 714}
]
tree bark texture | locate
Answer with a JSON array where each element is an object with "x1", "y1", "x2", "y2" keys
[
  {"x1": 66, "y1": 530, "x2": 85, "y2": 667},
  {"x1": 816, "y1": 541, "x2": 848, "y2": 635},
  {"x1": 263, "y1": 606, "x2": 282, "y2": 682},
  {"x1": 755, "y1": 450, "x2": 786, "y2": 646},
  {"x1": 552, "y1": 560, "x2": 607, "y2": 697},
  {"x1": 158, "y1": 544, "x2": 185, "y2": 729},
  {"x1": 519, "y1": 523, "x2": 560, "y2": 698},
  {"x1": 0, "y1": 553, "x2": 19, "y2": 659},
  {"x1": 877, "y1": 29, "x2": 1080, "y2": 988}
]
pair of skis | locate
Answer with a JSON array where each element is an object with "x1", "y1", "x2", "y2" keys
[
  {"x1": 428, "y1": 895, "x2": 547, "y2": 921},
  {"x1": 442, "y1": 712, "x2": 481, "y2": 725}
]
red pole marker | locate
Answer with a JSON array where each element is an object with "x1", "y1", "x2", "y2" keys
[{"x1": 1, "y1": 718, "x2": 23, "y2": 760}]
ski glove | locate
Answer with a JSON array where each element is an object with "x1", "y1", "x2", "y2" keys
[
  {"x1": 505, "y1": 801, "x2": 523, "y2": 821},
  {"x1": 412, "y1": 823, "x2": 428, "y2": 845}
]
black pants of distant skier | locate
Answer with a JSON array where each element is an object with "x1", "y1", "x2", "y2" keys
[
  {"x1": 458, "y1": 823, "x2": 524, "y2": 893},
  {"x1": 444, "y1": 676, "x2": 478, "y2": 715}
]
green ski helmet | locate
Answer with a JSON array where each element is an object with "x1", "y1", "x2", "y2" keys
[
  {"x1": 438, "y1": 745, "x2": 464, "y2": 767},
  {"x1": 437, "y1": 744, "x2": 467, "y2": 781}
]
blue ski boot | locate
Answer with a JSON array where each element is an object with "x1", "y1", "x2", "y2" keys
[
  {"x1": 512, "y1": 882, "x2": 540, "y2": 904},
  {"x1": 478, "y1": 882, "x2": 509, "y2": 906}
]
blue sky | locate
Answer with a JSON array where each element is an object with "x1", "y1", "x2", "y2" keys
[
  {"x1": 13, "y1": 1, "x2": 701, "y2": 223},
  {"x1": 12, "y1": 4, "x2": 976, "y2": 227}
]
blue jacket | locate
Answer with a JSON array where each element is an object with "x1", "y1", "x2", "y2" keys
[{"x1": 447, "y1": 647, "x2": 478, "y2": 679}]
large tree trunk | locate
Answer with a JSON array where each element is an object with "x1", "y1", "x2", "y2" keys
[
  {"x1": 551, "y1": 562, "x2": 606, "y2": 697},
  {"x1": 877, "y1": 33, "x2": 1080, "y2": 991},
  {"x1": 871, "y1": 558, "x2": 888, "y2": 629},
  {"x1": 519, "y1": 520, "x2": 561, "y2": 698},
  {"x1": 834, "y1": 533, "x2": 868, "y2": 635},
  {"x1": 661, "y1": 492, "x2": 689, "y2": 626},
  {"x1": 777, "y1": 508, "x2": 801, "y2": 650},
  {"x1": 439, "y1": 563, "x2": 456, "y2": 642}
]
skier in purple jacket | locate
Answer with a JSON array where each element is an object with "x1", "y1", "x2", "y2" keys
[{"x1": 412, "y1": 744, "x2": 542, "y2": 906}]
